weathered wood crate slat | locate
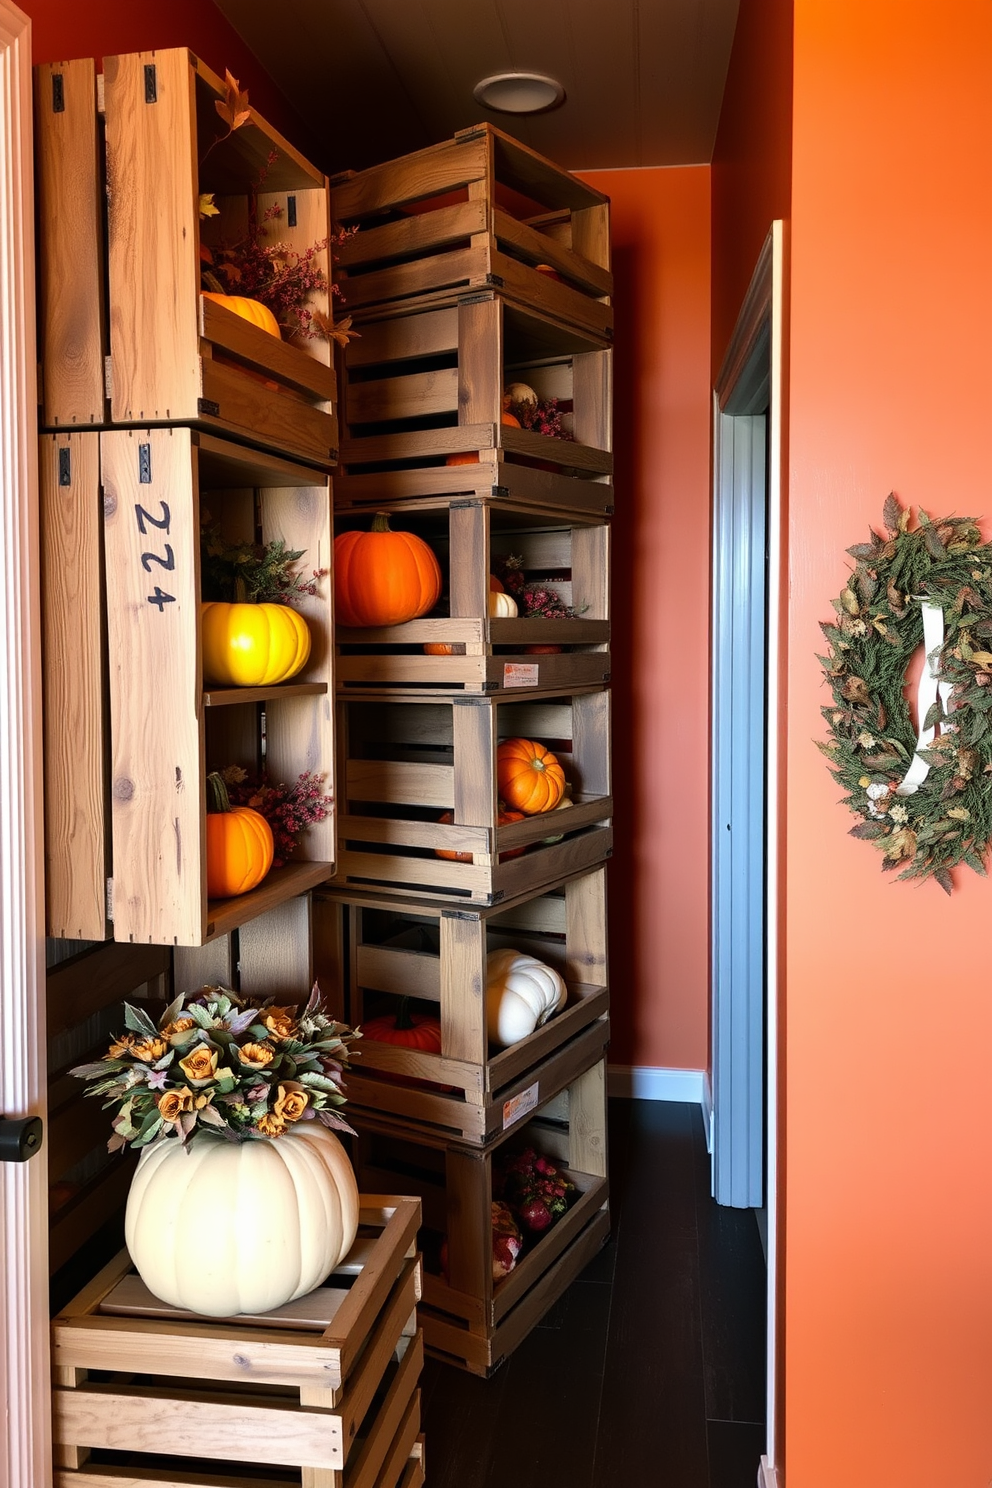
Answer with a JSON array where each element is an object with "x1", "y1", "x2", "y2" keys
[
  {"x1": 34, "y1": 58, "x2": 106, "y2": 428},
  {"x1": 35, "y1": 48, "x2": 339, "y2": 467},
  {"x1": 315, "y1": 865, "x2": 608, "y2": 1141},
  {"x1": 52, "y1": 1198, "x2": 424, "y2": 1488},
  {"x1": 333, "y1": 447, "x2": 613, "y2": 518},
  {"x1": 335, "y1": 493, "x2": 610, "y2": 694},
  {"x1": 331, "y1": 123, "x2": 611, "y2": 341},
  {"x1": 338, "y1": 291, "x2": 611, "y2": 487},
  {"x1": 41, "y1": 431, "x2": 108, "y2": 940},
  {"x1": 102, "y1": 426, "x2": 335, "y2": 946},
  {"x1": 333, "y1": 688, "x2": 611, "y2": 905},
  {"x1": 349, "y1": 1061, "x2": 609, "y2": 1375}
]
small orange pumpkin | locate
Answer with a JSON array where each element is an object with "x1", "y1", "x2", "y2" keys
[
  {"x1": 445, "y1": 451, "x2": 480, "y2": 467},
  {"x1": 497, "y1": 738, "x2": 566, "y2": 816},
  {"x1": 334, "y1": 513, "x2": 442, "y2": 628},
  {"x1": 202, "y1": 292, "x2": 282, "y2": 339},
  {"x1": 523, "y1": 644, "x2": 562, "y2": 654},
  {"x1": 424, "y1": 641, "x2": 456, "y2": 655},
  {"x1": 205, "y1": 772, "x2": 274, "y2": 899},
  {"x1": 436, "y1": 807, "x2": 527, "y2": 862}
]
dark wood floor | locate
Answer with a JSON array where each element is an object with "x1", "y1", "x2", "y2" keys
[{"x1": 421, "y1": 1099, "x2": 767, "y2": 1488}]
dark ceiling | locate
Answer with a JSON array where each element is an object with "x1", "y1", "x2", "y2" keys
[{"x1": 215, "y1": 0, "x2": 740, "y2": 176}]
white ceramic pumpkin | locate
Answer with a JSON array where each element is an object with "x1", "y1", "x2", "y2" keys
[
  {"x1": 125, "y1": 1123, "x2": 360, "y2": 1317},
  {"x1": 489, "y1": 589, "x2": 519, "y2": 618},
  {"x1": 486, "y1": 948, "x2": 567, "y2": 1048}
]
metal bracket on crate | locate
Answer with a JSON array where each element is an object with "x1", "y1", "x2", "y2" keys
[
  {"x1": 51, "y1": 73, "x2": 65, "y2": 113},
  {"x1": 287, "y1": 195, "x2": 297, "y2": 227},
  {"x1": 604, "y1": 326, "x2": 614, "y2": 342},
  {"x1": 58, "y1": 447, "x2": 71, "y2": 486},
  {"x1": 197, "y1": 398, "x2": 221, "y2": 418},
  {"x1": 605, "y1": 504, "x2": 615, "y2": 515},
  {"x1": 137, "y1": 443, "x2": 152, "y2": 483},
  {"x1": 491, "y1": 486, "x2": 510, "y2": 499},
  {"x1": 485, "y1": 274, "x2": 505, "y2": 288},
  {"x1": 144, "y1": 64, "x2": 157, "y2": 104}
]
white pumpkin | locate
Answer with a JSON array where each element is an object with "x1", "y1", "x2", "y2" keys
[
  {"x1": 489, "y1": 589, "x2": 519, "y2": 618},
  {"x1": 486, "y1": 948, "x2": 567, "y2": 1048},
  {"x1": 125, "y1": 1123, "x2": 360, "y2": 1317},
  {"x1": 503, "y1": 381, "x2": 538, "y2": 410}
]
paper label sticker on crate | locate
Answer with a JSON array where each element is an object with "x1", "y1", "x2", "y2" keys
[
  {"x1": 503, "y1": 663, "x2": 540, "y2": 688},
  {"x1": 503, "y1": 1081, "x2": 540, "y2": 1130}
]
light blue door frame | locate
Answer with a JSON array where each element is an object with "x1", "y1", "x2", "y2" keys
[{"x1": 711, "y1": 410, "x2": 767, "y2": 1209}]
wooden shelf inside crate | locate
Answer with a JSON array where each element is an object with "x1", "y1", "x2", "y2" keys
[
  {"x1": 331, "y1": 123, "x2": 611, "y2": 340},
  {"x1": 204, "y1": 862, "x2": 335, "y2": 943},
  {"x1": 203, "y1": 681, "x2": 328, "y2": 707}
]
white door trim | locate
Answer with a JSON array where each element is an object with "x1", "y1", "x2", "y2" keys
[
  {"x1": 0, "y1": 4, "x2": 52, "y2": 1486},
  {"x1": 713, "y1": 221, "x2": 787, "y2": 1480}
]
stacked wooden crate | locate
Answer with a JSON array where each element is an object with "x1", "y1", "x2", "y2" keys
[
  {"x1": 320, "y1": 126, "x2": 613, "y2": 1373},
  {"x1": 52, "y1": 1197, "x2": 425, "y2": 1488},
  {"x1": 35, "y1": 50, "x2": 338, "y2": 947},
  {"x1": 36, "y1": 49, "x2": 428, "y2": 1488}
]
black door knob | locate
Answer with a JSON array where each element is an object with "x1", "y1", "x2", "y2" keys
[{"x1": 0, "y1": 1114, "x2": 44, "y2": 1162}]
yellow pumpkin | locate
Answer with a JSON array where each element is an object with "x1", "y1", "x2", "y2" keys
[
  {"x1": 201, "y1": 602, "x2": 311, "y2": 687},
  {"x1": 202, "y1": 292, "x2": 282, "y2": 339}
]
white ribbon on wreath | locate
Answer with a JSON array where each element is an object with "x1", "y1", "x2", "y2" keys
[{"x1": 894, "y1": 600, "x2": 955, "y2": 797}]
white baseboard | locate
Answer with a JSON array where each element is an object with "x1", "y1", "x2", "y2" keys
[
  {"x1": 758, "y1": 1456, "x2": 781, "y2": 1488},
  {"x1": 608, "y1": 1065, "x2": 713, "y2": 1147}
]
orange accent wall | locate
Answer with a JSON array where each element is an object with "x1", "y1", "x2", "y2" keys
[
  {"x1": 783, "y1": 3, "x2": 992, "y2": 1482},
  {"x1": 19, "y1": 0, "x2": 314, "y2": 157},
  {"x1": 578, "y1": 167, "x2": 712, "y2": 1073}
]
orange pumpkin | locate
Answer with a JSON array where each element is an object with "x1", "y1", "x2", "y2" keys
[
  {"x1": 523, "y1": 644, "x2": 562, "y2": 654},
  {"x1": 202, "y1": 292, "x2": 282, "y2": 339},
  {"x1": 334, "y1": 513, "x2": 442, "y2": 628},
  {"x1": 424, "y1": 641, "x2": 456, "y2": 655},
  {"x1": 501, "y1": 411, "x2": 522, "y2": 428},
  {"x1": 436, "y1": 808, "x2": 527, "y2": 862},
  {"x1": 205, "y1": 772, "x2": 274, "y2": 899},
  {"x1": 535, "y1": 263, "x2": 564, "y2": 283},
  {"x1": 497, "y1": 738, "x2": 566, "y2": 815},
  {"x1": 445, "y1": 451, "x2": 480, "y2": 467}
]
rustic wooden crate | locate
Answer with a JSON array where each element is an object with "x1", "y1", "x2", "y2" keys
[
  {"x1": 34, "y1": 58, "x2": 107, "y2": 429},
  {"x1": 102, "y1": 426, "x2": 336, "y2": 946},
  {"x1": 41, "y1": 431, "x2": 109, "y2": 940},
  {"x1": 314, "y1": 866, "x2": 608, "y2": 1141},
  {"x1": 334, "y1": 445, "x2": 613, "y2": 518},
  {"x1": 338, "y1": 290, "x2": 611, "y2": 487},
  {"x1": 55, "y1": 47, "x2": 336, "y2": 466},
  {"x1": 350, "y1": 1061, "x2": 609, "y2": 1375},
  {"x1": 335, "y1": 493, "x2": 610, "y2": 694},
  {"x1": 331, "y1": 123, "x2": 612, "y2": 342},
  {"x1": 333, "y1": 688, "x2": 611, "y2": 905},
  {"x1": 52, "y1": 1197, "x2": 424, "y2": 1488}
]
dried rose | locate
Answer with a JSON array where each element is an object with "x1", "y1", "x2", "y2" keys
[
  {"x1": 157, "y1": 1087, "x2": 195, "y2": 1121},
  {"x1": 237, "y1": 1041, "x2": 275, "y2": 1069},
  {"x1": 178, "y1": 1044, "x2": 219, "y2": 1084},
  {"x1": 272, "y1": 1081, "x2": 309, "y2": 1123}
]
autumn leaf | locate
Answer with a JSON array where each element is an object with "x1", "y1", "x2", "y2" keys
[
  {"x1": 842, "y1": 675, "x2": 870, "y2": 705},
  {"x1": 215, "y1": 69, "x2": 251, "y2": 133},
  {"x1": 883, "y1": 492, "x2": 901, "y2": 535},
  {"x1": 840, "y1": 587, "x2": 860, "y2": 616},
  {"x1": 199, "y1": 192, "x2": 219, "y2": 218},
  {"x1": 934, "y1": 866, "x2": 954, "y2": 895}
]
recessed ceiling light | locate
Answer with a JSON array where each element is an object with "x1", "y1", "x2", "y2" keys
[{"x1": 473, "y1": 72, "x2": 565, "y2": 115}]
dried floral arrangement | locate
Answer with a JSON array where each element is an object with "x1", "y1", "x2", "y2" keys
[
  {"x1": 817, "y1": 492, "x2": 992, "y2": 892},
  {"x1": 502, "y1": 381, "x2": 574, "y2": 442},
  {"x1": 219, "y1": 765, "x2": 333, "y2": 868},
  {"x1": 492, "y1": 552, "x2": 587, "y2": 620},
  {"x1": 72, "y1": 985, "x2": 358, "y2": 1151},
  {"x1": 495, "y1": 1147, "x2": 577, "y2": 1235},
  {"x1": 199, "y1": 71, "x2": 356, "y2": 347},
  {"x1": 201, "y1": 513, "x2": 326, "y2": 605}
]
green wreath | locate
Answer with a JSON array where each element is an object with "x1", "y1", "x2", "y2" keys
[{"x1": 818, "y1": 493, "x2": 992, "y2": 894}]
